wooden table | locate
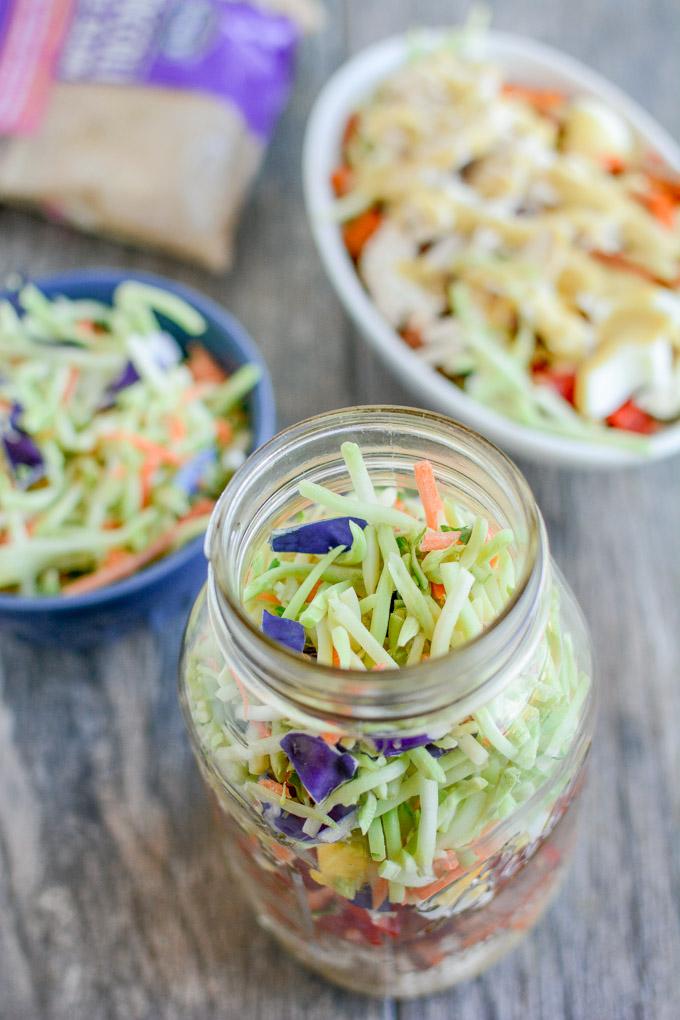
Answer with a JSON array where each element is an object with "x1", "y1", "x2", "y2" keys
[{"x1": 2, "y1": 2, "x2": 679, "y2": 1017}]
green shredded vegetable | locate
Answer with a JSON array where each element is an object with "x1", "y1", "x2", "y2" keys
[
  {"x1": 1, "y1": 282, "x2": 259, "y2": 595},
  {"x1": 184, "y1": 443, "x2": 592, "y2": 907}
]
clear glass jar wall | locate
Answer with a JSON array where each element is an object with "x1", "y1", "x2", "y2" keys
[{"x1": 179, "y1": 408, "x2": 595, "y2": 998}]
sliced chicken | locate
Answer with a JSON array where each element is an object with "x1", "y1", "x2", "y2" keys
[{"x1": 359, "y1": 222, "x2": 445, "y2": 328}]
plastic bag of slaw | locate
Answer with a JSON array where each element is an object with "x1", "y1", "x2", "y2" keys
[{"x1": 0, "y1": 0, "x2": 321, "y2": 270}]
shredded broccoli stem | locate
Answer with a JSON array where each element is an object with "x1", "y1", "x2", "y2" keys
[
  {"x1": 184, "y1": 442, "x2": 591, "y2": 901},
  {"x1": 0, "y1": 282, "x2": 258, "y2": 594},
  {"x1": 415, "y1": 777, "x2": 439, "y2": 873},
  {"x1": 298, "y1": 481, "x2": 421, "y2": 533},
  {"x1": 430, "y1": 562, "x2": 475, "y2": 657},
  {"x1": 282, "y1": 547, "x2": 346, "y2": 620}
]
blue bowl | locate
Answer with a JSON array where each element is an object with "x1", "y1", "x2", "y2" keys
[{"x1": 0, "y1": 269, "x2": 276, "y2": 647}]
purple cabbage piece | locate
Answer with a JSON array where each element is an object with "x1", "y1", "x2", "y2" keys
[
  {"x1": 271, "y1": 516, "x2": 367, "y2": 554},
  {"x1": 262, "y1": 610, "x2": 305, "y2": 654},
  {"x1": 2, "y1": 403, "x2": 44, "y2": 487},
  {"x1": 173, "y1": 447, "x2": 216, "y2": 495},
  {"x1": 108, "y1": 361, "x2": 140, "y2": 395},
  {"x1": 280, "y1": 732, "x2": 357, "y2": 803},
  {"x1": 99, "y1": 362, "x2": 140, "y2": 411},
  {"x1": 262, "y1": 802, "x2": 353, "y2": 842},
  {"x1": 104, "y1": 333, "x2": 181, "y2": 405},
  {"x1": 350, "y1": 884, "x2": 392, "y2": 912},
  {"x1": 2, "y1": 429, "x2": 43, "y2": 471},
  {"x1": 426, "y1": 744, "x2": 447, "y2": 758},
  {"x1": 262, "y1": 803, "x2": 310, "y2": 841},
  {"x1": 9, "y1": 404, "x2": 22, "y2": 430},
  {"x1": 350, "y1": 885, "x2": 374, "y2": 909},
  {"x1": 371, "y1": 734, "x2": 431, "y2": 758}
]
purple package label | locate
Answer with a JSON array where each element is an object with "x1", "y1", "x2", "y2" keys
[
  {"x1": 0, "y1": 0, "x2": 299, "y2": 139},
  {"x1": 59, "y1": 0, "x2": 299, "y2": 138}
]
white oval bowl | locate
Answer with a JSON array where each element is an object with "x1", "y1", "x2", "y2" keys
[{"x1": 303, "y1": 30, "x2": 680, "y2": 469}]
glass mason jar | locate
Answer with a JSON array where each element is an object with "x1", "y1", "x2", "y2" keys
[{"x1": 179, "y1": 407, "x2": 595, "y2": 998}]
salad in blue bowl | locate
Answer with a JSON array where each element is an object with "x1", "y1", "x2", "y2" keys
[{"x1": 0, "y1": 269, "x2": 276, "y2": 646}]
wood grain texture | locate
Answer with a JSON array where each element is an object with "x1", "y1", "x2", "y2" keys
[{"x1": 1, "y1": 2, "x2": 679, "y2": 1018}]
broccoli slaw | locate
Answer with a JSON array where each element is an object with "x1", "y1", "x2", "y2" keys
[
  {"x1": 0, "y1": 282, "x2": 259, "y2": 596},
  {"x1": 184, "y1": 441, "x2": 592, "y2": 916},
  {"x1": 331, "y1": 34, "x2": 680, "y2": 449}
]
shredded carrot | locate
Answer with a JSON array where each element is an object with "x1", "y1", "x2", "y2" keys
[
  {"x1": 63, "y1": 532, "x2": 176, "y2": 595},
  {"x1": 305, "y1": 579, "x2": 322, "y2": 603},
  {"x1": 271, "y1": 842, "x2": 296, "y2": 865},
  {"x1": 62, "y1": 501, "x2": 215, "y2": 595},
  {"x1": 332, "y1": 648, "x2": 341, "y2": 668},
  {"x1": 644, "y1": 170, "x2": 680, "y2": 202},
  {"x1": 99, "y1": 431, "x2": 183, "y2": 466},
  {"x1": 186, "y1": 343, "x2": 227, "y2": 384},
  {"x1": 430, "y1": 581, "x2": 446, "y2": 603},
  {"x1": 232, "y1": 669, "x2": 250, "y2": 719},
  {"x1": 401, "y1": 326, "x2": 424, "y2": 349},
  {"x1": 331, "y1": 164, "x2": 353, "y2": 197},
  {"x1": 215, "y1": 418, "x2": 233, "y2": 445},
  {"x1": 77, "y1": 319, "x2": 107, "y2": 334},
  {"x1": 591, "y1": 250, "x2": 662, "y2": 284},
  {"x1": 501, "y1": 82, "x2": 565, "y2": 114},
  {"x1": 408, "y1": 867, "x2": 464, "y2": 903},
  {"x1": 413, "y1": 461, "x2": 445, "y2": 531},
  {"x1": 342, "y1": 208, "x2": 382, "y2": 260},
  {"x1": 601, "y1": 154, "x2": 626, "y2": 174},
  {"x1": 254, "y1": 721, "x2": 271, "y2": 739},
  {"x1": 320, "y1": 731, "x2": 342, "y2": 745},
  {"x1": 259, "y1": 778, "x2": 286, "y2": 797},
  {"x1": 489, "y1": 555, "x2": 499, "y2": 569},
  {"x1": 420, "y1": 529, "x2": 459, "y2": 553},
  {"x1": 636, "y1": 184, "x2": 676, "y2": 228},
  {"x1": 342, "y1": 112, "x2": 360, "y2": 150},
  {"x1": 256, "y1": 592, "x2": 280, "y2": 606},
  {"x1": 99, "y1": 548, "x2": 130, "y2": 569},
  {"x1": 371, "y1": 877, "x2": 389, "y2": 911},
  {"x1": 181, "y1": 382, "x2": 214, "y2": 404},
  {"x1": 61, "y1": 366, "x2": 80, "y2": 406},
  {"x1": 181, "y1": 498, "x2": 216, "y2": 520},
  {"x1": 140, "y1": 460, "x2": 156, "y2": 507},
  {"x1": 433, "y1": 850, "x2": 460, "y2": 877},
  {"x1": 393, "y1": 499, "x2": 412, "y2": 515},
  {"x1": 166, "y1": 414, "x2": 187, "y2": 444}
]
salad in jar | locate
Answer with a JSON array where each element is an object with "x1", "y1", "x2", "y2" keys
[{"x1": 182, "y1": 422, "x2": 594, "y2": 996}]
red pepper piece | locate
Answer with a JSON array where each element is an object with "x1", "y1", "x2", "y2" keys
[{"x1": 606, "y1": 399, "x2": 659, "y2": 434}]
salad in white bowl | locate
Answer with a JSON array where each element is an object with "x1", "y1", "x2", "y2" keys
[{"x1": 303, "y1": 26, "x2": 680, "y2": 467}]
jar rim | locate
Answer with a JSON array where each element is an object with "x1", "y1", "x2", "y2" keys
[{"x1": 206, "y1": 406, "x2": 548, "y2": 722}]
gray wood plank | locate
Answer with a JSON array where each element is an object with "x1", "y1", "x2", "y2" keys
[{"x1": 1, "y1": 1, "x2": 679, "y2": 1018}]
